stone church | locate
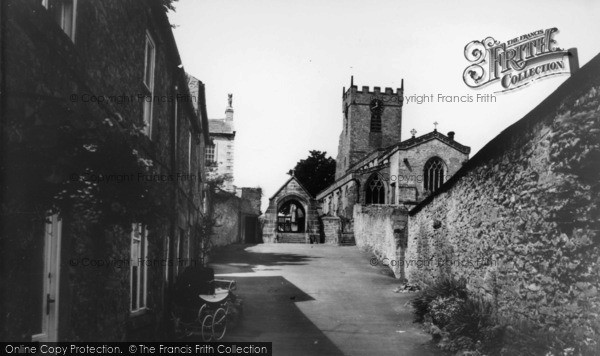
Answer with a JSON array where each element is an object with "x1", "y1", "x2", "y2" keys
[{"x1": 263, "y1": 77, "x2": 470, "y2": 244}]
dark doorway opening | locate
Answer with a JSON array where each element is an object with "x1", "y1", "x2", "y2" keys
[{"x1": 244, "y1": 216, "x2": 259, "y2": 243}]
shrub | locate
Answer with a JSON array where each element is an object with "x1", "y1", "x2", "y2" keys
[
  {"x1": 446, "y1": 296, "x2": 496, "y2": 340},
  {"x1": 411, "y1": 277, "x2": 468, "y2": 322},
  {"x1": 430, "y1": 296, "x2": 462, "y2": 328},
  {"x1": 441, "y1": 336, "x2": 476, "y2": 352}
]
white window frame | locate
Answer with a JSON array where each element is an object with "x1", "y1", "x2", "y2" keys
[
  {"x1": 31, "y1": 214, "x2": 62, "y2": 342},
  {"x1": 143, "y1": 31, "x2": 156, "y2": 137},
  {"x1": 42, "y1": 0, "x2": 77, "y2": 42},
  {"x1": 130, "y1": 223, "x2": 148, "y2": 314},
  {"x1": 205, "y1": 144, "x2": 215, "y2": 164}
]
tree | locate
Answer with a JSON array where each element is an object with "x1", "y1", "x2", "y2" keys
[
  {"x1": 206, "y1": 160, "x2": 233, "y2": 191},
  {"x1": 289, "y1": 150, "x2": 336, "y2": 197}
]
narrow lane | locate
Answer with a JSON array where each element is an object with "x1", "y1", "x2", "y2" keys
[{"x1": 210, "y1": 244, "x2": 441, "y2": 356}]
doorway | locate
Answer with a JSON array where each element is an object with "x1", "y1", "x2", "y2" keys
[
  {"x1": 244, "y1": 216, "x2": 258, "y2": 243},
  {"x1": 32, "y1": 214, "x2": 62, "y2": 341}
]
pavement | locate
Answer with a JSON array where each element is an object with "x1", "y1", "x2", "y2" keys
[{"x1": 209, "y1": 243, "x2": 442, "y2": 356}]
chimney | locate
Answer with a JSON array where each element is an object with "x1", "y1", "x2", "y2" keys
[
  {"x1": 225, "y1": 93, "x2": 234, "y2": 128},
  {"x1": 447, "y1": 131, "x2": 455, "y2": 140},
  {"x1": 568, "y1": 48, "x2": 579, "y2": 75}
]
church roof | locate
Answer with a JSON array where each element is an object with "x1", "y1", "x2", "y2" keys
[
  {"x1": 208, "y1": 118, "x2": 235, "y2": 135},
  {"x1": 316, "y1": 130, "x2": 470, "y2": 199},
  {"x1": 383, "y1": 130, "x2": 471, "y2": 159},
  {"x1": 269, "y1": 176, "x2": 314, "y2": 200}
]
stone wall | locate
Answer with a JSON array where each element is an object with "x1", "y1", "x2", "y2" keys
[
  {"x1": 407, "y1": 54, "x2": 600, "y2": 344},
  {"x1": 212, "y1": 191, "x2": 242, "y2": 246},
  {"x1": 354, "y1": 205, "x2": 408, "y2": 278},
  {"x1": 322, "y1": 217, "x2": 341, "y2": 244},
  {"x1": 239, "y1": 187, "x2": 262, "y2": 214},
  {"x1": 211, "y1": 188, "x2": 262, "y2": 246}
]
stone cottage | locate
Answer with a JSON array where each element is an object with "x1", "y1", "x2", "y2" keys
[
  {"x1": 1, "y1": 0, "x2": 210, "y2": 341},
  {"x1": 206, "y1": 94, "x2": 236, "y2": 192}
]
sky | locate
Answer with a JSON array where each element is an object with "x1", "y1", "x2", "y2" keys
[{"x1": 168, "y1": 0, "x2": 600, "y2": 211}]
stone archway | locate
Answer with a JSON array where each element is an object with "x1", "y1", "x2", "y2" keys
[{"x1": 277, "y1": 199, "x2": 306, "y2": 233}]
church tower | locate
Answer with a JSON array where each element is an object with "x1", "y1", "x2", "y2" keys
[{"x1": 335, "y1": 77, "x2": 404, "y2": 179}]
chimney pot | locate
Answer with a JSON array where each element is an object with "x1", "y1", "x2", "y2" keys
[{"x1": 448, "y1": 131, "x2": 455, "y2": 140}]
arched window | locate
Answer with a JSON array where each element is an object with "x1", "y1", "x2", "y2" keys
[
  {"x1": 365, "y1": 174, "x2": 385, "y2": 205},
  {"x1": 424, "y1": 157, "x2": 445, "y2": 193},
  {"x1": 277, "y1": 200, "x2": 305, "y2": 233}
]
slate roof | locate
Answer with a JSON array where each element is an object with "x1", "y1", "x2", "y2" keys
[
  {"x1": 384, "y1": 130, "x2": 471, "y2": 158},
  {"x1": 208, "y1": 118, "x2": 234, "y2": 135},
  {"x1": 316, "y1": 130, "x2": 470, "y2": 199}
]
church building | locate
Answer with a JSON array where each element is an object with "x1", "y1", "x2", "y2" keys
[
  {"x1": 316, "y1": 77, "x2": 470, "y2": 243},
  {"x1": 263, "y1": 77, "x2": 470, "y2": 244}
]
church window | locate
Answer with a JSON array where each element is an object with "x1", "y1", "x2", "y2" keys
[
  {"x1": 424, "y1": 157, "x2": 445, "y2": 193},
  {"x1": 365, "y1": 174, "x2": 385, "y2": 205}
]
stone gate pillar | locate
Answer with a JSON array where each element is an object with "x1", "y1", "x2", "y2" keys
[{"x1": 322, "y1": 216, "x2": 341, "y2": 244}]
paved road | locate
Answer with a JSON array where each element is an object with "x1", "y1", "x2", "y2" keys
[{"x1": 210, "y1": 244, "x2": 441, "y2": 356}]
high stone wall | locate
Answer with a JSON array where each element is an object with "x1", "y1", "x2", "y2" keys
[
  {"x1": 407, "y1": 53, "x2": 600, "y2": 347},
  {"x1": 354, "y1": 205, "x2": 409, "y2": 279}
]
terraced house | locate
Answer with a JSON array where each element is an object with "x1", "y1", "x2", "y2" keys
[{"x1": 1, "y1": 0, "x2": 210, "y2": 341}]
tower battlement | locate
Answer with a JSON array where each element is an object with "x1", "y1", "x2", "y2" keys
[
  {"x1": 342, "y1": 77, "x2": 404, "y2": 100},
  {"x1": 336, "y1": 76, "x2": 404, "y2": 179}
]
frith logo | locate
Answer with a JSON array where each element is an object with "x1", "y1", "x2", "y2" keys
[{"x1": 463, "y1": 28, "x2": 573, "y2": 93}]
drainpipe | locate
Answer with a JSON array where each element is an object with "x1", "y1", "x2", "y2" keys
[{"x1": 164, "y1": 80, "x2": 179, "y2": 332}]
